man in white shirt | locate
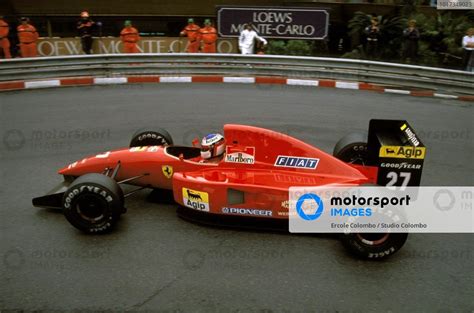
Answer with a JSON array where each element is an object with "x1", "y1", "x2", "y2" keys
[
  {"x1": 239, "y1": 23, "x2": 267, "y2": 55},
  {"x1": 462, "y1": 28, "x2": 474, "y2": 71}
]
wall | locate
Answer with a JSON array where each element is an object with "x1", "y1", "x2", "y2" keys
[{"x1": 36, "y1": 37, "x2": 238, "y2": 56}]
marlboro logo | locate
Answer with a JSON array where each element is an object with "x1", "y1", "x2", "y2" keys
[{"x1": 225, "y1": 146, "x2": 255, "y2": 164}]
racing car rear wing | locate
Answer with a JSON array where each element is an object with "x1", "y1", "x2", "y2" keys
[{"x1": 367, "y1": 119, "x2": 426, "y2": 187}]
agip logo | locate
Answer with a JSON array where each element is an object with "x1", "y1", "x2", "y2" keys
[
  {"x1": 379, "y1": 146, "x2": 426, "y2": 159},
  {"x1": 183, "y1": 188, "x2": 210, "y2": 212},
  {"x1": 296, "y1": 193, "x2": 324, "y2": 221}
]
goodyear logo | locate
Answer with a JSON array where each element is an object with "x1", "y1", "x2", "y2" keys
[
  {"x1": 379, "y1": 146, "x2": 426, "y2": 159},
  {"x1": 400, "y1": 123, "x2": 420, "y2": 147},
  {"x1": 275, "y1": 156, "x2": 319, "y2": 169},
  {"x1": 182, "y1": 188, "x2": 209, "y2": 212}
]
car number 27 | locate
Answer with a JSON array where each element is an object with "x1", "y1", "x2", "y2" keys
[{"x1": 386, "y1": 171, "x2": 411, "y2": 188}]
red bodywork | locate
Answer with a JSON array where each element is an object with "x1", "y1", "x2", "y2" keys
[{"x1": 58, "y1": 124, "x2": 377, "y2": 219}]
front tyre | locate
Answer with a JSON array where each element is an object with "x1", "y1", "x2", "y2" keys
[
  {"x1": 341, "y1": 233, "x2": 408, "y2": 259},
  {"x1": 62, "y1": 173, "x2": 124, "y2": 234},
  {"x1": 129, "y1": 128, "x2": 173, "y2": 147}
]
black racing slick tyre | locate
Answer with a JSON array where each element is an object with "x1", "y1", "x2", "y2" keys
[
  {"x1": 335, "y1": 133, "x2": 409, "y2": 259},
  {"x1": 62, "y1": 173, "x2": 124, "y2": 234},
  {"x1": 333, "y1": 132, "x2": 368, "y2": 165},
  {"x1": 341, "y1": 233, "x2": 408, "y2": 259},
  {"x1": 129, "y1": 128, "x2": 173, "y2": 148}
]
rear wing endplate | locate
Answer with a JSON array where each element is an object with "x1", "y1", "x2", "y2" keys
[{"x1": 367, "y1": 119, "x2": 426, "y2": 187}]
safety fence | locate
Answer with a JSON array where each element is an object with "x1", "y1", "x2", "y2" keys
[{"x1": 0, "y1": 54, "x2": 472, "y2": 94}]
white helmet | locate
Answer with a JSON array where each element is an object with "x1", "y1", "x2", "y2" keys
[{"x1": 201, "y1": 133, "x2": 226, "y2": 159}]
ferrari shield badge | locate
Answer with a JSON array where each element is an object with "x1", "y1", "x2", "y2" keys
[{"x1": 162, "y1": 165, "x2": 173, "y2": 179}]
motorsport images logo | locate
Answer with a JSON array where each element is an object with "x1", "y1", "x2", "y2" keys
[
  {"x1": 183, "y1": 188, "x2": 210, "y2": 212},
  {"x1": 290, "y1": 186, "x2": 473, "y2": 233},
  {"x1": 296, "y1": 193, "x2": 324, "y2": 220}
]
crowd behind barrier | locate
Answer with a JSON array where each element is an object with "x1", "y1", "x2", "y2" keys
[{"x1": 0, "y1": 12, "x2": 473, "y2": 72}]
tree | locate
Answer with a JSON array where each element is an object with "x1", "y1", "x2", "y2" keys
[
  {"x1": 411, "y1": 11, "x2": 474, "y2": 67},
  {"x1": 345, "y1": 12, "x2": 407, "y2": 61}
]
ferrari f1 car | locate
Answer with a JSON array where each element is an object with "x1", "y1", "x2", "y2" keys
[{"x1": 33, "y1": 119, "x2": 426, "y2": 259}]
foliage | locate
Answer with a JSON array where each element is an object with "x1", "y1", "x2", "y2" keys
[
  {"x1": 347, "y1": 11, "x2": 407, "y2": 60},
  {"x1": 266, "y1": 40, "x2": 286, "y2": 55},
  {"x1": 346, "y1": 10, "x2": 474, "y2": 68},
  {"x1": 266, "y1": 40, "x2": 314, "y2": 56},
  {"x1": 341, "y1": 45, "x2": 365, "y2": 59},
  {"x1": 285, "y1": 40, "x2": 313, "y2": 56},
  {"x1": 410, "y1": 12, "x2": 473, "y2": 67}
]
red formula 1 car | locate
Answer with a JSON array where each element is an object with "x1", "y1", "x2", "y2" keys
[{"x1": 33, "y1": 120, "x2": 426, "y2": 259}]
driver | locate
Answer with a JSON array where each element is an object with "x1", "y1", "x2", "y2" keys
[{"x1": 200, "y1": 133, "x2": 226, "y2": 162}]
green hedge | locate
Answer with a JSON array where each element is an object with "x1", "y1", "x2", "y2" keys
[{"x1": 266, "y1": 40, "x2": 314, "y2": 56}]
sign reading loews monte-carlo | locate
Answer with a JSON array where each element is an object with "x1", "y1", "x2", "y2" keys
[{"x1": 217, "y1": 6, "x2": 329, "y2": 40}]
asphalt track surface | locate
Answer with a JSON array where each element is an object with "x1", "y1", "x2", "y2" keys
[{"x1": 1, "y1": 84, "x2": 473, "y2": 313}]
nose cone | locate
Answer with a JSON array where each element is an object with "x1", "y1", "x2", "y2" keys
[{"x1": 58, "y1": 151, "x2": 113, "y2": 176}]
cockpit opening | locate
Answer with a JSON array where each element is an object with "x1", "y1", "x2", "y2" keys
[{"x1": 165, "y1": 146, "x2": 201, "y2": 159}]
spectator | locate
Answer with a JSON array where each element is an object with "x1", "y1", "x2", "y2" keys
[
  {"x1": 180, "y1": 18, "x2": 200, "y2": 53},
  {"x1": 239, "y1": 23, "x2": 267, "y2": 55},
  {"x1": 402, "y1": 20, "x2": 420, "y2": 64},
  {"x1": 364, "y1": 17, "x2": 380, "y2": 60},
  {"x1": 120, "y1": 20, "x2": 140, "y2": 53},
  {"x1": 0, "y1": 16, "x2": 11, "y2": 58},
  {"x1": 77, "y1": 11, "x2": 95, "y2": 54},
  {"x1": 17, "y1": 17, "x2": 38, "y2": 58},
  {"x1": 462, "y1": 27, "x2": 474, "y2": 71},
  {"x1": 199, "y1": 19, "x2": 217, "y2": 53}
]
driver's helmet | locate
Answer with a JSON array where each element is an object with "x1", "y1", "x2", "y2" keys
[{"x1": 201, "y1": 133, "x2": 226, "y2": 159}]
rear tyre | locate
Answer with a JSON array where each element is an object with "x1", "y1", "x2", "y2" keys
[
  {"x1": 333, "y1": 132, "x2": 368, "y2": 165},
  {"x1": 129, "y1": 128, "x2": 173, "y2": 147},
  {"x1": 341, "y1": 233, "x2": 408, "y2": 259},
  {"x1": 335, "y1": 132, "x2": 408, "y2": 259},
  {"x1": 62, "y1": 173, "x2": 124, "y2": 234}
]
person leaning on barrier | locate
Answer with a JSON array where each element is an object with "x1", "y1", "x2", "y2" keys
[
  {"x1": 402, "y1": 20, "x2": 420, "y2": 64},
  {"x1": 462, "y1": 27, "x2": 474, "y2": 71},
  {"x1": 180, "y1": 18, "x2": 200, "y2": 53},
  {"x1": 17, "y1": 17, "x2": 38, "y2": 58},
  {"x1": 199, "y1": 19, "x2": 217, "y2": 53},
  {"x1": 77, "y1": 11, "x2": 95, "y2": 54},
  {"x1": 364, "y1": 17, "x2": 380, "y2": 60},
  {"x1": 239, "y1": 23, "x2": 267, "y2": 55},
  {"x1": 0, "y1": 16, "x2": 11, "y2": 58},
  {"x1": 120, "y1": 20, "x2": 140, "y2": 53}
]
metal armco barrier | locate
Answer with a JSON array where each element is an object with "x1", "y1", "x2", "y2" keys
[{"x1": 0, "y1": 54, "x2": 472, "y2": 94}]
